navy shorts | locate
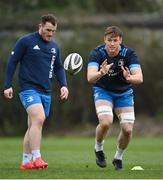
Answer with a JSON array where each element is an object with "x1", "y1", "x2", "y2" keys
[
  {"x1": 19, "y1": 89, "x2": 51, "y2": 117},
  {"x1": 93, "y1": 86, "x2": 134, "y2": 108}
]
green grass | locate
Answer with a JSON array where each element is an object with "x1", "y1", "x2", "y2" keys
[{"x1": 0, "y1": 136, "x2": 163, "y2": 179}]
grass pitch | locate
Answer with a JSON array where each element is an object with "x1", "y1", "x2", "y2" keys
[{"x1": 0, "y1": 136, "x2": 163, "y2": 179}]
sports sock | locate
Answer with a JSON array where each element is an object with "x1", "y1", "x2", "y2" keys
[
  {"x1": 95, "y1": 140, "x2": 104, "y2": 152},
  {"x1": 114, "y1": 148, "x2": 124, "y2": 160},
  {"x1": 32, "y1": 149, "x2": 41, "y2": 160},
  {"x1": 22, "y1": 153, "x2": 32, "y2": 164}
]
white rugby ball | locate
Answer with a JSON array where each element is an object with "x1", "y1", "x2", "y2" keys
[{"x1": 64, "y1": 53, "x2": 83, "y2": 75}]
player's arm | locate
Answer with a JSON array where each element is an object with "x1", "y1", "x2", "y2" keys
[
  {"x1": 53, "y1": 50, "x2": 69, "y2": 100},
  {"x1": 121, "y1": 65, "x2": 143, "y2": 84},
  {"x1": 87, "y1": 60, "x2": 113, "y2": 83},
  {"x1": 4, "y1": 38, "x2": 26, "y2": 98},
  {"x1": 121, "y1": 66, "x2": 143, "y2": 84},
  {"x1": 122, "y1": 50, "x2": 143, "y2": 84}
]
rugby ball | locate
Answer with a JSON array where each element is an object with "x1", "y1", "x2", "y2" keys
[{"x1": 64, "y1": 53, "x2": 83, "y2": 75}]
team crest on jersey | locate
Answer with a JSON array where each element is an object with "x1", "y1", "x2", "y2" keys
[
  {"x1": 51, "y1": 48, "x2": 56, "y2": 54},
  {"x1": 118, "y1": 59, "x2": 124, "y2": 66},
  {"x1": 107, "y1": 59, "x2": 124, "y2": 77}
]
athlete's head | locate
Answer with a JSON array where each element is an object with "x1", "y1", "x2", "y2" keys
[
  {"x1": 39, "y1": 14, "x2": 57, "y2": 42},
  {"x1": 104, "y1": 26, "x2": 123, "y2": 56}
]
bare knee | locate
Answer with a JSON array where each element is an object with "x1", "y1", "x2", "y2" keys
[
  {"x1": 99, "y1": 116, "x2": 112, "y2": 130},
  {"x1": 27, "y1": 104, "x2": 46, "y2": 129},
  {"x1": 101, "y1": 122, "x2": 110, "y2": 130},
  {"x1": 122, "y1": 126, "x2": 133, "y2": 137},
  {"x1": 31, "y1": 115, "x2": 45, "y2": 128}
]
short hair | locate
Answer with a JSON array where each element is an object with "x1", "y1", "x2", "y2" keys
[
  {"x1": 40, "y1": 14, "x2": 57, "y2": 26},
  {"x1": 104, "y1": 26, "x2": 123, "y2": 38}
]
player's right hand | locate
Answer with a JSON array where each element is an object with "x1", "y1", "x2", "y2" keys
[
  {"x1": 4, "y1": 87, "x2": 13, "y2": 99},
  {"x1": 99, "y1": 59, "x2": 113, "y2": 76},
  {"x1": 60, "y1": 86, "x2": 69, "y2": 100}
]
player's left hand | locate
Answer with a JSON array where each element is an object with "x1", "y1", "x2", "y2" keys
[
  {"x1": 60, "y1": 86, "x2": 69, "y2": 100},
  {"x1": 121, "y1": 66, "x2": 131, "y2": 80}
]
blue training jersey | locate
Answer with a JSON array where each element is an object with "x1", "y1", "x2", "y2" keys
[
  {"x1": 4, "y1": 32, "x2": 67, "y2": 93},
  {"x1": 88, "y1": 44, "x2": 141, "y2": 92}
]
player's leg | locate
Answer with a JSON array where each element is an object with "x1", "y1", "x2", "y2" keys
[
  {"x1": 117, "y1": 109, "x2": 134, "y2": 150},
  {"x1": 22, "y1": 117, "x2": 32, "y2": 163},
  {"x1": 113, "y1": 107, "x2": 135, "y2": 170},
  {"x1": 28, "y1": 93, "x2": 51, "y2": 153},
  {"x1": 93, "y1": 87, "x2": 114, "y2": 168},
  {"x1": 95, "y1": 100, "x2": 113, "y2": 168},
  {"x1": 112, "y1": 89, "x2": 135, "y2": 170},
  {"x1": 27, "y1": 103, "x2": 45, "y2": 155},
  {"x1": 21, "y1": 105, "x2": 46, "y2": 170},
  {"x1": 20, "y1": 117, "x2": 34, "y2": 169},
  {"x1": 27, "y1": 93, "x2": 51, "y2": 151},
  {"x1": 23, "y1": 117, "x2": 31, "y2": 154},
  {"x1": 19, "y1": 90, "x2": 48, "y2": 169},
  {"x1": 95, "y1": 100, "x2": 113, "y2": 148},
  {"x1": 27, "y1": 103, "x2": 48, "y2": 169},
  {"x1": 115, "y1": 107, "x2": 135, "y2": 152}
]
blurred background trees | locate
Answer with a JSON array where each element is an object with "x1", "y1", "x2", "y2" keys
[{"x1": 0, "y1": 0, "x2": 163, "y2": 136}]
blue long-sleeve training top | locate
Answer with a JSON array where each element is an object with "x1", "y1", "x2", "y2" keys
[{"x1": 4, "y1": 32, "x2": 67, "y2": 94}]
